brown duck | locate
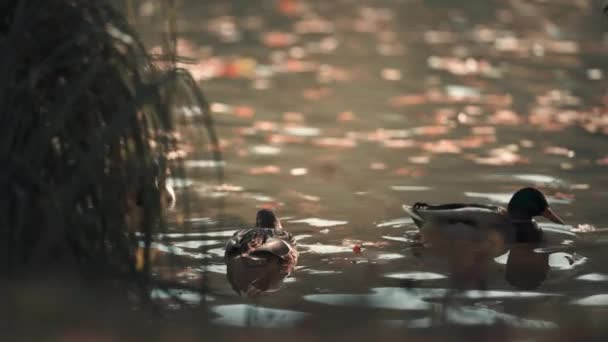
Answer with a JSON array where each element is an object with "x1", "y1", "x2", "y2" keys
[{"x1": 224, "y1": 209, "x2": 299, "y2": 296}]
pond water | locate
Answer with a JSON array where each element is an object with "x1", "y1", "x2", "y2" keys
[{"x1": 139, "y1": 0, "x2": 608, "y2": 338}]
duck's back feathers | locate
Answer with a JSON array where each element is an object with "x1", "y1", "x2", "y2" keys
[
  {"x1": 252, "y1": 237, "x2": 292, "y2": 257},
  {"x1": 404, "y1": 202, "x2": 508, "y2": 228},
  {"x1": 225, "y1": 228, "x2": 297, "y2": 260}
]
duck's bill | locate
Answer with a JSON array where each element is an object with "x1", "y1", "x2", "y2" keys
[{"x1": 543, "y1": 207, "x2": 565, "y2": 224}]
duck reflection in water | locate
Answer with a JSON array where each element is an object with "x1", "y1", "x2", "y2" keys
[
  {"x1": 403, "y1": 187, "x2": 565, "y2": 289},
  {"x1": 505, "y1": 245, "x2": 550, "y2": 290},
  {"x1": 224, "y1": 209, "x2": 299, "y2": 296}
]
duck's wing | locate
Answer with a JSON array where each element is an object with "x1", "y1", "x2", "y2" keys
[
  {"x1": 403, "y1": 203, "x2": 508, "y2": 228},
  {"x1": 252, "y1": 233, "x2": 298, "y2": 269},
  {"x1": 225, "y1": 228, "x2": 297, "y2": 259},
  {"x1": 252, "y1": 238, "x2": 291, "y2": 257},
  {"x1": 224, "y1": 228, "x2": 257, "y2": 258},
  {"x1": 225, "y1": 229, "x2": 245, "y2": 257}
]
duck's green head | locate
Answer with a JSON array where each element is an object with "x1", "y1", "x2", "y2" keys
[
  {"x1": 508, "y1": 187, "x2": 564, "y2": 224},
  {"x1": 256, "y1": 209, "x2": 282, "y2": 228}
]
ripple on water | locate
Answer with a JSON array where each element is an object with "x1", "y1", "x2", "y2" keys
[
  {"x1": 376, "y1": 217, "x2": 415, "y2": 228},
  {"x1": 512, "y1": 174, "x2": 562, "y2": 185},
  {"x1": 547, "y1": 252, "x2": 587, "y2": 270},
  {"x1": 494, "y1": 251, "x2": 509, "y2": 264},
  {"x1": 294, "y1": 234, "x2": 313, "y2": 241},
  {"x1": 304, "y1": 288, "x2": 431, "y2": 311},
  {"x1": 384, "y1": 272, "x2": 447, "y2": 280},
  {"x1": 206, "y1": 247, "x2": 226, "y2": 257},
  {"x1": 571, "y1": 294, "x2": 608, "y2": 306},
  {"x1": 299, "y1": 243, "x2": 353, "y2": 254},
  {"x1": 173, "y1": 240, "x2": 222, "y2": 249},
  {"x1": 376, "y1": 253, "x2": 406, "y2": 260},
  {"x1": 150, "y1": 288, "x2": 212, "y2": 305},
  {"x1": 447, "y1": 289, "x2": 559, "y2": 299},
  {"x1": 390, "y1": 185, "x2": 432, "y2": 191},
  {"x1": 288, "y1": 218, "x2": 348, "y2": 227},
  {"x1": 381, "y1": 235, "x2": 412, "y2": 243},
  {"x1": 184, "y1": 160, "x2": 225, "y2": 168},
  {"x1": 484, "y1": 173, "x2": 564, "y2": 185},
  {"x1": 576, "y1": 273, "x2": 608, "y2": 282},
  {"x1": 211, "y1": 304, "x2": 308, "y2": 328},
  {"x1": 494, "y1": 250, "x2": 586, "y2": 270},
  {"x1": 200, "y1": 230, "x2": 238, "y2": 237},
  {"x1": 399, "y1": 306, "x2": 557, "y2": 330},
  {"x1": 303, "y1": 269, "x2": 343, "y2": 275},
  {"x1": 185, "y1": 217, "x2": 218, "y2": 225},
  {"x1": 247, "y1": 193, "x2": 275, "y2": 202},
  {"x1": 166, "y1": 177, "x2": 194, "y2": 189},
  {"x1": 304, "y1": 287, "x2": 558, "y2": 311},
  {"x1": 538, "y1": 223, "x2": 578, "y2": 242}
]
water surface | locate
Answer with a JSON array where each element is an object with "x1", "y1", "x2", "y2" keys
[{"x1": 139, "y1": 0, "x2": 608, "y2": 337}]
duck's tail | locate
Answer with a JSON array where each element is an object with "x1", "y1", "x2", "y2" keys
[{"x1": 402, "y1": 204, "x2": 424, "y2": 227}]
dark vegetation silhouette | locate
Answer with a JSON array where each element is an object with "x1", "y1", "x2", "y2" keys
[{"x1": 0, "y1": 0, "x2": 220, "y2": 309}]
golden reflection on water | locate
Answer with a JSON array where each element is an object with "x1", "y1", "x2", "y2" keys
[{"x1": 133, "y1": 0, "x2": 608, "y2": 336}]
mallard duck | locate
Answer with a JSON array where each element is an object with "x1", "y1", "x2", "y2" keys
[
  {"x1": 224, "y1": 209, "x2": 298, "y2": 296},
  {"x1": 403, "y1": 187, "x2": 565, "y2": 247}
]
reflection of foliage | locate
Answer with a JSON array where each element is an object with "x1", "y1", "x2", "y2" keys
[{"x1": 0, "y1": 0, "x2": 218, "y2": 302}]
